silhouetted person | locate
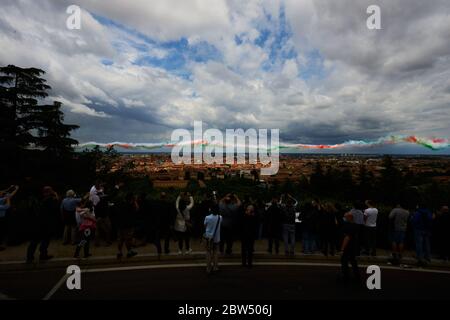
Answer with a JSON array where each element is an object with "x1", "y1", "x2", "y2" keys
[
  {"x1": 340, "y1": 211, "x2": 361, "y2": 283},
  {"x1": 152, "y1": 192, "x2": 176, "y2": 254},
  {"x1": 116, "y1": 193, "x2": 138, "y2": 259},
  {"x1": 362, "y1": 200, "x2": 378, "y2": 256},
  {"x1": 412, "y1": 202, "x2": 433, "y2": 267},
  {"x1": 301, "y1": 199, "x2": 320, "y2": 254},
  {"x1": 265, "y1": 197, "x2": 282, "y2": 254},
  {"x1": 241, "y1": 201, "x2": 259, "y2": 268},
  {"x1": 219, "y1": 193, "x2": 241, "y2": 255},
  {"x1": 388, "y1": 202, "x2": 410, "y2": 265},
  {"x1": 280, "y1": 194, "x2": 298, "y2": 256},
  {"x1": 61, "y1": 190, "x2": 81, "y2": 245},
  {"x1": 349, "y1": 200, "x2": 365, "y2": 255},
  {"x1": 94, "y1": 192, "x2": 112, "y2": 247},
  {"x1": 27, "y1": 186, "x2": 59, "y2": 263},
  {"x1": 320, "y1": 202, "x2": 338, "y2": 256}
]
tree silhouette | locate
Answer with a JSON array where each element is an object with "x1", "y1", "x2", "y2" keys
[
  {"x1": 0, "y1": 65, "x2": 79, "y2": 181},
  {"x1": 0, "y1": 65, "x2": 50, "y2": 149},
  {"x1": 36, "y1": 101, "x2": 79, "y2": 157}
]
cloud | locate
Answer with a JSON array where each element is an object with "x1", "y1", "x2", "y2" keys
[{"x1": 0, "y1": 0, "x2": 449, "y2": 149}]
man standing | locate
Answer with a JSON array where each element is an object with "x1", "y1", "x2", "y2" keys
[
  {"x1": 350, "y1": 201, "x2": 365, "y2": 256},
  {"x1": 412, "y1": 202, "x2": 433, "y2": 267},
  {"x1": 388, "y1": 202, "x2": 410, "y2": 265},
  {"x1": 280, "y1": 194, "x2": 298, "y2": 256},
  {"x1": 204, "y1": 204, "x2": 222, "y2": 274},
  {"x1": 219, "y1": 193, "x2": 241, "y2": 255},
  {"x1": 340, "y1": 211, "x2": 361, "y2": 284},
  {"x1": 363, "y1": 200, "x2": 378, "y2": 256},
  {"x1": 153, "y1": 192, "x2": 176, "y2": 255},
  {"x1": 27, "y1": 186, "x2": 59, "y2": 262},
  {"x1": 265, "y1": 197, "x2": 282, "y2": 254},
  {"x1": 60, "y1": 190, "x2": 81, "y2": 245},
  {"x1": 241, "y1": 201, "x2": 259, "y2": 268}
]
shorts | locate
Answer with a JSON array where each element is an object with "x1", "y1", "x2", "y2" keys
[{"x1": 391, "y1": 231, "x2": 406, "y2": 244}]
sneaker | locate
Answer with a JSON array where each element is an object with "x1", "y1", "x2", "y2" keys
[
  {"x1": 177, "y1": 250, "x2": 183, "y2": 255},
  {"x1": 186, "y1": 248, "x2": 193, "y2": 255},
  {"x1": 127, "y1": 250, "x2": 138, "y2": 258}
]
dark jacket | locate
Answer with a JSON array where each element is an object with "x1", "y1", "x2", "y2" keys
[
  {"x1": 412, "y1": 208, "x2": 433, "y2": 232},
  {"x1": 241, "y1": 213, "x2": 259, "y2": 240},
  {"x1": 265, "y1": 203, "x2": 283, "y2": 235}
]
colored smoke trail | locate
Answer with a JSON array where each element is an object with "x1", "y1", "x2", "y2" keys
[{"x1": 75, "y1": 135, "x2": 450, "y2": 151}]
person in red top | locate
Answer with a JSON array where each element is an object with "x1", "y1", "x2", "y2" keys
[{"x1": 74, "y1": 198, "x2": 96, "y2": 259}]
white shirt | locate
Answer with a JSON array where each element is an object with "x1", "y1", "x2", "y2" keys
[
  {"x1": 174, "y1": 196, "x2": 194, "y2": 232},
  {"x1": 89, "y1": 185, "x2": 102, "y2": 206},
  {"x1": 364, "y1": 208, "x2": 378, "y2": 227}
]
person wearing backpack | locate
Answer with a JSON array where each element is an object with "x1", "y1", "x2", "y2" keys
[
  {"x1": 412, "y1": 202, "x2": 434, "y2": 267},
  {"x1": 204, "y1": 204, "x2": 222, "y2": 274}
]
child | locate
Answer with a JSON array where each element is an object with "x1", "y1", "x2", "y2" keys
[{"x1": 74, "y1": 199, "x2": 96, "y2": 259}]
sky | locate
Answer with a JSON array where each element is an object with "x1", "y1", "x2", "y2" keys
[{"x1": 0, "y1": 0, "x2": 450, "y2": 154}]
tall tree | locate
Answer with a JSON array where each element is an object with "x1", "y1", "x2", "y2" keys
[
  {"x1": 0, "y1": 65, "x2": 50, "y2": 150},
  {"x1": 36, "y1": 101, "x2": 79, "y2": 157}
]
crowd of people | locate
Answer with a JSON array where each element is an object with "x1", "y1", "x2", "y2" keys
[{"x1": 0, "y1": 182, "x2": 449, "y2": 279}]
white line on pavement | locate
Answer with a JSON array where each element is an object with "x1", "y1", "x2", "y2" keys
[
  {"x1": 81, "y1": 261, "x2": 450, "y2": 275},
  {"x1": 42, "y1": 273, "x2": 70, "y2": 301}
]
